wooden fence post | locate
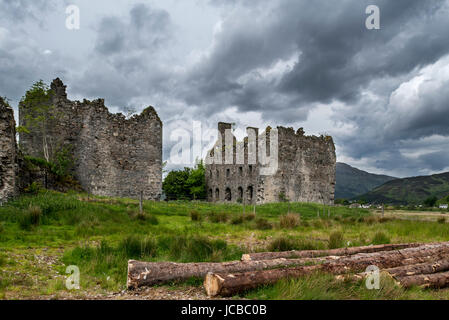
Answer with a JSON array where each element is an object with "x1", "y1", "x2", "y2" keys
[{"x1": 139, "y1": 191, "x2": 143, "y2": 214}]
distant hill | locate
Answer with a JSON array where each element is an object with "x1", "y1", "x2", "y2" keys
[
  {"x1": 335, "y1": 162, "x2": 397, "y2": 199},
  {"x1": 357, "y1": 172, "x2": 449, "y2": 205}
]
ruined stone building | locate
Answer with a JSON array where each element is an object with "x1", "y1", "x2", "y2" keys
[
  {"x1": 205, "y1": 122, "x2": 336, "y2": 205},
  {"x1": 0, "y1": 97, "x2": 19, "y2": 204},
  {"x1": 18, "y1": 78, "x2": 163, "y2": 200}
]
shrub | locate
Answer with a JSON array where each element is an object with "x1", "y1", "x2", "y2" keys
[
  {"x1": 230, "y1": 216, "x2": 244, "y2": 225},
  {"x1": 267, "y1": 237, "x2": 323, "y2": 252},
  {"x1": 159, "y1": 235, "x2": 233, "y2": 262},
  {"x1": 244, "y1": 213, "x2": 256, "y2": 221},
  {"x1": 24, "y1": 182, "x2": 42, "y2": 195},
  {"x1": 301, "y1": 220, "x2": 310, "y2": 227},
  {"x1": 372, "y1": 231, "x2": 391, "y2": 244},
  {"x1": 280, "y1": 213, "x2": 300, "y2": 229},
  {"x1": 268, "y1": 237, "x2": 297, "y2": 252},
  {"x1": 129, "y1": 210, "x2": 159, "y2": 225},
  {"x1": 328, "y1": 231, "x2": 344, "y2": 249},
  {"x1": 437, "y1": 217, "x2": 446, "y2": 224},
  {"x1": 18, "y1": 205, "x2": 42, "y2": 230},
  {"x1": 363, "y1": 216, "x2": 378, "y2": 225},
  {"x1": 147, "y1": 214, "x2": 159, "y2": 225},
  {"x1": 255, "y1": 218, "x2": 272, "y2": 230},
  {"x1": 118, "y1": 235, "x2": 142, "y2": 258},
  {"x1": 136, "y1": 212, "x2": 147, "y2": 221},
  {"x1": 190, "y1": 210, "x2": 202, "y2": 221},
  {"x1": 208, "y1": 211, "x2": 228, "y2": 223},
  {"x1": 118, "y1": 235, "x2": 157, "y2": 259}
]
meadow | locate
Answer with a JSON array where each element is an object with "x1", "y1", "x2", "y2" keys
[{"x1": 1, "y1": 190, "x2": 449, "y2": 300}]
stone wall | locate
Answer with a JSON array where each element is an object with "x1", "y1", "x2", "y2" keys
[
  {"x1": 19, "y1": 78, "x2": 163, "y2": 200},
  {"x1": 205, "y1": 123, "x2": 336, "y2": 205},
  {"x1": 0, "y1": 97, "x2": 18, "y2": 203}
]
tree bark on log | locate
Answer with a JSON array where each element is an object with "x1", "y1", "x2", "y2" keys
[
  {"x1": 339, "y1": 256, "x2": 449, "y2": 282},
  {"x1": 241, "y1": 243, "x2": 422, "y2": 261},
  {"x1": 385, "y1": 258, "x2": 449, "y2": 278},
  {"x1": 396, "y1": 271, "x2": 449, "y2": 289},
  {"x1": 127, "y1": 256, "x2": 331, "y2": 289},
  {"x1": 205, "y1": 242, "x2": 449, "y2": 297}
]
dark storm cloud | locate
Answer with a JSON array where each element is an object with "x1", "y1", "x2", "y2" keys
[
  {"x1": 0, "y1": 0, "x2": 52, "y2": 23},
  {"x1": 0, "y1": 0, "x2": 69, "y2": 104},
  {"x1": 2, "y1": 0, "x2": 449, "y2": 176},
  {"x1": 95, "y1": 3, "x2": 171, "y2": 57},
  {"x1": 72, "y1": 3, "x2": 174, "y2": 108},
  {"x1": 184, "y1": 0, "x2": 449, "y2": 119},
  {"x1": 178, "y1": 0, "x2": 449, "y2": 176}
]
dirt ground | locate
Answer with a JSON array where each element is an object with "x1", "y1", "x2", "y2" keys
[{"x1": 373, "y1": 209, "x2": 448, "y2": 221}]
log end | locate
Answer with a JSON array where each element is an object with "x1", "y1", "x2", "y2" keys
[
  {"x1": 204, "y1": 272, "x2": 224, "y2": 297},
  {"x1": 241, "y1": 254, "x2": 252, "y2": 262}
]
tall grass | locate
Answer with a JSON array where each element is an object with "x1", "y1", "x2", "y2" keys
[{"x1": 63, "y1": 234, "x2": 243, "y2": 289}]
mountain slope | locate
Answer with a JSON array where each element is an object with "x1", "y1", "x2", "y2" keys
[
  {"x1": 335, "y1": 162, "x2": 397, "y2": 199},
  {"x1": 357, "y1": 172, "x2": 449, "y2": 205}
]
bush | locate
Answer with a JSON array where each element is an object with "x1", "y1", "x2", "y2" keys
[
  {"x1": 328, "y1": 231, "x2": 344, "y2": 249},
  {"x1": 136, "y1": 212, "x2": 146, "y2": 221},
  {"x1": 129, "y1": 210, "x2": 159, "y2": 225},
  {"x1": 372, "y1": 231, "x2": 391, "y2": 244},
  {"x1": 244, "y1": 213, "x2": 256, "y2": 221},
  {"x1": 267, "y1": 237, "x2": 323, "y2": 252},
  {"x1": 268, "y1": 237, "x2": 296, "y2": 252},
  {"x1": 208, "y1": 211, "x2": 228, "y2": 223},
  {"x1": 18, "y1": 205, "x2": 42, "y2": 230},
  {"x1": 280, "y1": 213, "x2": 300, "y2": 229},
  {"x1": 159, "y1": 235, "x2": 233, "y2": 262},
  {"x1": 190, "y1": 210, "x2": 202, "y2": 222},
  {"x1": 24, "y1": 182, "x2": 42, "y2": 195},
  {"x1": 147, "y1": 214, "x2": 159, "y2": 225},
  {"x1": 437, "y1": 217, "x2": 446, "y2": 224},
  {"x1": 255, "y1": 218, "x2": 272, "y2": 230},
  {"x1": 363, "y1": 216, "x2": 378, "y2": 225},
  {"x1": 118, "y1": 235, "x2": 157, "y2": 259},
  {"x1": 230, "y1": 216, "x2": 244, "y2": 225}
]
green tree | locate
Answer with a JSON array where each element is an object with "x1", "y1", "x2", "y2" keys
[
  {"x1": 162, "y1": 168, "x2": 191, "y2": 200},
  {"x1": 162, "y1": 160, "x2": 206, "y2": 201},
  {"x1": 424, "y1": 196, "x2": 438, "y2": 208},
  {"x1": 186, "y1": 160, "x2": 206, "y2": 200},
  {"x1": 20, "y1": 80, "x2": 56, "y2": 162}
]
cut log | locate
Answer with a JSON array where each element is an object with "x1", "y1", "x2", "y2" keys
[
  {"x1": 127, "y1": 256, "x2": 333, "y2": 289},
  {"x1": 205, "y1": 242, "x2": 449, "y2": 297},
  {"x1": 241, "y1": 243, "x2": 422, "y2": 261},
  {"x1": 339, "y1": 256, "x2": 449, "y2": 282},
  {"x1": 396, "y1": 271, "x2": 449, "y2": 289},
  {"x1": 385, "y1": 258, "x2": 449, "y2": 278}
]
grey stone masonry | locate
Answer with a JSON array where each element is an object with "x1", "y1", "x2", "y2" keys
[
  {"x1": 205, "y1": 123, "x2": 336, "y2": 205},
  {"x1": 0, "y1": 97, "x2": 18, "y2": 203},
  {"x1": 19, "y1": 78, "x2": 162, "y2": 200}
]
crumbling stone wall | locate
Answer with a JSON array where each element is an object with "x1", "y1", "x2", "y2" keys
[
  {"x1": 0, "y1": 97, "x2": 18, "y2": 203},
  {"x1": 19, "y1": 78, "x2": 162, "y2": 200},
  {"x1": 205, "y1": 123, "x2": 336, "y2": 205}
]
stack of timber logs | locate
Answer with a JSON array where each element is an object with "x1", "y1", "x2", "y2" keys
[{"x1": 126, "y1": 242, "x2": 449, "y2": 297}]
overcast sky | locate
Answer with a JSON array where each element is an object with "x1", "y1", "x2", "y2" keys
[{"x1": 1, "y1": 0, "x2": 449, "y2": 178}]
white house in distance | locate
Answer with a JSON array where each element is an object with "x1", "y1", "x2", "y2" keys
[{"x1": 440, "y1": 204, "x2": 449, "y2": 209}]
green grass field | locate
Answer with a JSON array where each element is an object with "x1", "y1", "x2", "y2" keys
[{"x1": 1, "y1": 190, "x2": 449, "y2": 300}]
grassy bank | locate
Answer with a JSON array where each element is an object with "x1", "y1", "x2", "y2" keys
[{"x1": 1, "y1": 190, "x2": 449, "y2": 299}]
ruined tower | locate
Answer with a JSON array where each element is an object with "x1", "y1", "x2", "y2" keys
[
  {"x1": 0, "y1": 97, "x2": 18, "y2": 203},
  {"x1": 205, "y1": 123, "x2": 336, "y2": 205},
  {"x1": 19, "y1": 78, "x2": 163, "y2": 200}
]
